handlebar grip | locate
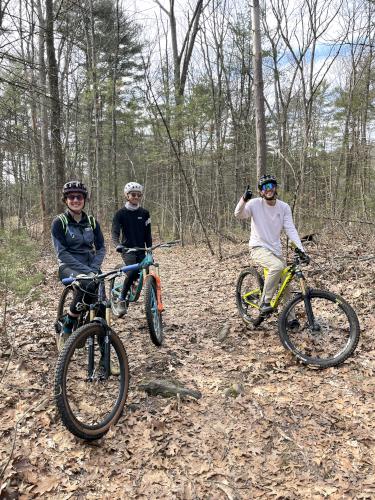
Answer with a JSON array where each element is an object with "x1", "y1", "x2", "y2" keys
[{"x1": 62, "y1": 277, "x2": 75, "y2": 285}]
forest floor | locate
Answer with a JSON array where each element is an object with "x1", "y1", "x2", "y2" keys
[{"x1": 1, "y1": 228, "x2": 375, "y2": 499}]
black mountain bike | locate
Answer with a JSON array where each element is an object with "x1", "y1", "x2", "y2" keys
[{"x1": 54, "y1": 269, "x2": 131, "y2": 441}]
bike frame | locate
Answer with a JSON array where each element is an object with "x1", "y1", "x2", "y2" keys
[
  {"x1": 111, "y1": 250, "x2": 164, "y2": 312},
  {"x1": 244, "y1": 260, "x2": 308, "y2": 311}
]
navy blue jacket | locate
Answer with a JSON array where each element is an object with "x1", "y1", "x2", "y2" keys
[{"x1": 51, "y1": 210, "x2": 105, "y2": 274}]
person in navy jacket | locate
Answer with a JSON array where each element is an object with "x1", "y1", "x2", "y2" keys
[{"x1": 51, "y1": 181, "x2": 105, "y2": 346}]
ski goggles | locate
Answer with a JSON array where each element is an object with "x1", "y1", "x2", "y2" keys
[{"x1": 261, "y1": 182, "x2": 276, "y2": 191}]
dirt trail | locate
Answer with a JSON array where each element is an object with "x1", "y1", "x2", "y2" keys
[{"x1": 1, "y1": 238, "x2": 375, "y2": 499}]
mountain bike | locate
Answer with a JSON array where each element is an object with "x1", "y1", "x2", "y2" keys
[
  {"x1": 54, "y1": 269, "x2": 133, "y2": 441},
  {"x1": 236, "y1": 246, "x2": 360, "y2": 368},
  {"x1": 109, "y1": 241, "x2": 179, "y2": 347}
]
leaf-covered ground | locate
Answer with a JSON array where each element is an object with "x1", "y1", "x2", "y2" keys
[{"x1": 1, "y1": 230, "x2": 374, "y2": 499}]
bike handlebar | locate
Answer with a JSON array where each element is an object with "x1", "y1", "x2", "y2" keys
[
  {"x1": 117, "y1": 240, "x2": 181, "y2": 253},
  {"x1": 61, "y1": 262, "x2": 142, "y2": 286},
  {"x1": 62, "y1": 240, "x2": 181, "y2": 286},
  {"x1": 292, "y1": 246, "x2": 310, "y2": 265}
]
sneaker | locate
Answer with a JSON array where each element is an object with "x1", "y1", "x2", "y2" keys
[
  {"x1": 99, "y1": 357, "x2": 121, "y2": 376},
  {"x1": 259, "y1": 302, "x2": 274, "y2": 314},
  {"x1": 112, "y1": 299, "x2": 127, "y2": 318},
  {"x1": 287, "y1": 319, "x2": 300, "y2": 330},
  {"x1": 57, "y1": 333, "x2": 70, "y2": 352},
  {"x1": 63, "y1": 315, "x2": 77, "y2": 334}
]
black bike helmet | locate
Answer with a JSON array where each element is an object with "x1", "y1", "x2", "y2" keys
[
  {"x1": 62, "y1": 180, "x2": 88, "y2": 198},
  {"x1": 258, "y1": 174, "x2": 277, "y2": 190}
]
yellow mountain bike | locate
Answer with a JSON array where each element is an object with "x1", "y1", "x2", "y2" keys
[{"x1": 236, "y1": 246, "x2": 360, "y2": 368}]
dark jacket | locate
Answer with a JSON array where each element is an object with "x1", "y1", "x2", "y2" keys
[
  {"x1": 111, "y1": 206, "x2": 152, "y2": 249},
  {"x1": 51, "y1": 210, "x2": 105, "y2": 274}
]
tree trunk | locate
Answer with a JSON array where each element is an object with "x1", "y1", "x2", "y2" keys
[
  {"x1": 45, "y1": 0, "x2": 64, "y2": 211},
  {"x1": 252, "y1": 0, "x2": 267, "y2": 179}
]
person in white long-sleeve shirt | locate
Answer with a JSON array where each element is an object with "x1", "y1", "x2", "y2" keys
[{"x1": 235, "y1": 174, "x2": 306, "y2": 315}]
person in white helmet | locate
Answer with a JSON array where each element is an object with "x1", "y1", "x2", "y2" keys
[{"x1": 111, "y1": 182, "x2": 152, "y2": 316}]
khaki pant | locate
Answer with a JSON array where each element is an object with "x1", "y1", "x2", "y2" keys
[{"x1": 250, "y1": 246, "x2": 291, "y2": 304}]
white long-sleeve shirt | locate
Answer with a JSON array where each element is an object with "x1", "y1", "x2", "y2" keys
[{"x1": 234, "y1": 197, "x2": 304, "y2": 257}]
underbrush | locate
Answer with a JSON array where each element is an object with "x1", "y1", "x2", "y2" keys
[{"x1": 0, "y1": 229, "x2": 44, "y2": 299}]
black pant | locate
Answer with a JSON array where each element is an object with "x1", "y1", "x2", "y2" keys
[
  {"x1": 120, "y1": 252, "x2": 144, "y2": 300},
  {"x1": 59, "y1": 265, "x2": 98, "y2": 315}
]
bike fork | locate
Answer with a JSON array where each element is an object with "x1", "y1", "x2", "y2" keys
[
  {"x1": 87, "y1": 335, "x2": 95, "y2": 381},
  {"x1": 103, "y1": 334, "x2": 110, "y2": 378},
  {"x1": 303, "y1": 291, "x2": 321, "y2": 332}
]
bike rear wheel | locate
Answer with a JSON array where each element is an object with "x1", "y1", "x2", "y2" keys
[
  {"x1": 109, "y1": 271, "x2": 126, "y2": 317},
  {"x1": 278, "y1": 289, "x2": 360, "y2": 368},
  {"x1": 110, "y1": 269, "x2": 143, "y2": 317},
  {"x1": 236, "y1": 267, "x2": 264, "y2": 325},
  {"x1": 54, "y1": 322, "x2": 129, "y2": 440},
  {"x1": 144, "y1": 276, "x2": 163, "y2": 346}
]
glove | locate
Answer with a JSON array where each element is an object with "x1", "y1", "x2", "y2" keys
[
  {"x1": 302, "y1": 253, "x2": 310, "y2": 264},
  {"x1": 243, "y1": 185, "x2": 252, "y2": 202},
  {"x1": 116, "y1": 245, "x2": 124, "y2": 253},
  {"x1": 300, "y1": 252, "x2": 310, "y2": 264},
  {"x1": 76, "y1": 272, "x2": 96, "y2": 279}
]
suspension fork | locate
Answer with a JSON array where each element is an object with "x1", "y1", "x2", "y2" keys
[
  {"x1": 87, "y1": 334, "x2": 95, "y2": 381},
  {"x1": 148, "y1": 269, "x2": 164, "y2": 312},
  {"x1": 299, "y1": 275, "x2": 320, "y2": 332},
  {"x1": 88, "y1": 315, "x2": 111, "y2": 380},
  {"x1": 87, "y1": 304, "x2": 96, "y2": 380},
  {"x1": 99, "y1": 306, "x2": 113, "y2": 378}
]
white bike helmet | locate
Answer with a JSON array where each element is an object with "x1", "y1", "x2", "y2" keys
[{"x1": 124, "y1": 182, "x2": 144, "y2": 194}]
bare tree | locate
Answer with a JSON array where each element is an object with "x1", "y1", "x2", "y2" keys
[
  {"x1": 45, "y1": 0, "x2": 64, "y2": 211},
  {"x1": 252, "y1": 0, "x2": 267, "y2": 179}
]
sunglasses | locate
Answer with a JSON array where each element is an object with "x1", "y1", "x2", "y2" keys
[
  {"x1": 261, "y1": 182, "x2": 276, "y2": 191},
  {"x1": 128, "y1": 192, "x2": 142, "y2": 198},
  {"x1": 66, "y1": 194, "x2": 84, "y2": 201}
]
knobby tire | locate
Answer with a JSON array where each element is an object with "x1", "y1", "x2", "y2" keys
[
  {"x1": 54, "y1": 322, "x2": 129, "y2": 440},
  {"x1": 278, "y1": 289, "x2": 360, "y2": 368},
  {"x1": 144, "y1": 276, "x2": 163, "y2": 346},
  {"x1": 235, "y1": 267, "x2": 264, "y2": 326}
]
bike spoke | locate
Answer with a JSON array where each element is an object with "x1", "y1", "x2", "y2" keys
[
  {"x1": 283, "y1": 295, "x2": 356, "y2": 364},
  {"x1": 236, "y1": 268, "x2": 263, "y2": 325},
  {"x1": 64, "y1": 343, "x2": 122, "y2": 426}
]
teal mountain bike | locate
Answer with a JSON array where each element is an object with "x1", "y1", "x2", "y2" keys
[{"x1": 110, "y1": 241, "x2": 179, "y2": 346}]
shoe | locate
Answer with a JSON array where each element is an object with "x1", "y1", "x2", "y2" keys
[
  {"x1": 287, "y1": 319, "x2": 300, "y2": 330},
  {"x1": 259, "y1": 302, "x2": 274, "y2": 314},
  {"x1": 99, "y1": 357, "x2": 121, "y2": 376},
  {"x1": 63, "y1": 314, "x2": 77, "y2": 334},
  {"x1": 57, "y1": 333, "x2": 70, "y2": 352},
  {"x1": 112, "y1": 299, "x2": 127, "y2": 318}
]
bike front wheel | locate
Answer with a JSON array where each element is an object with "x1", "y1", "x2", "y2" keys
[
  {"x1": 278, "y1": 289, "x2": 360, "y2": 368},
  {"x1": 144, "y1": 276, "x2": 163, "y2": 346},
  {"x1": 54, "y1": 322, "x2": 129, "y2": 440},
  {"x1": 235, "y1": 267, "x2": 264, "y2": 325}
]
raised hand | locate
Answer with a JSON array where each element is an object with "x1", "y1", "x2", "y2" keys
[{"x1": 243, "y1": 185, "x2": 252, "y2": 202}]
